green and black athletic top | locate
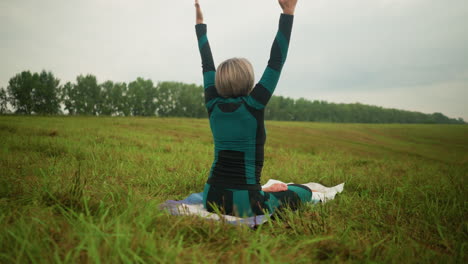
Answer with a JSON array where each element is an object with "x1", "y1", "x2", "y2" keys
[{"x1": 196, "y1": 14, "x2": 293, "y2": 191}]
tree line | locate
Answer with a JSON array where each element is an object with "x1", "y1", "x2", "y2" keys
[
  {"x1": 0, "y1": 70, "x2": 465, "y2": 124},
  {"x1": 1, "y1": 70, "x2": 205, "y2": 118}
]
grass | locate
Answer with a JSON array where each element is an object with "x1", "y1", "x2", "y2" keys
[{"x1": 0, "y1": 116, "x2": 466, "y2": 263}]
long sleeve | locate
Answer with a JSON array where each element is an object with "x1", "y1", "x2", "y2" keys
[
  {"x1": 195, "y1": 24, "x2": 219, "y2": 107},
  {"x1": 246, "y1": 14, "x2": 294, "y2": 109}
]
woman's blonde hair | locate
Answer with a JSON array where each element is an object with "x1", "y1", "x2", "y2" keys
[{"x1": 215, "y1": 58, "x2": 254, "y2": 97}]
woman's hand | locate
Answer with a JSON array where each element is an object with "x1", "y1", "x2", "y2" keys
[
  {"x1": 195, "y1": 0, "x2": 204, "y2": 24},
  {"x1": 278, "y1": 0, "x2": 298, "y2": 15},
  {"x1": 262, "y1": 183, "x2": 288, "y2": 193}
]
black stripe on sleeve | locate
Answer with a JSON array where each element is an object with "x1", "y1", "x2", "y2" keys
[
  {"x1": 267, "y1": 40, "x2": 283, "y2": 72},
  {"x1": 195, "y1": 24, "x2": 207, "y2": 39},
  {"x1": 204, "y1": 86, "x2": 219, "y2": 104},
  {"x1": 249, "y1": 84, "x2": 271, "y2": 106},
  {"x1": 279, "y1": 14, "x2": 294, "y2": 42},
  {"x1": 200, "y1": 43, "x2": 216, "y2": 73}
]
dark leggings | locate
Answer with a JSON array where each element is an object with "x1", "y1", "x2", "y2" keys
[{"x1": 203, "y1": 183, "x2": 312, "y2": 217}]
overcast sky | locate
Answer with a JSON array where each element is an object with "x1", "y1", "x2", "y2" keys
[{"x1": 1, "y1": 0, "x2": 467, "y2": 119}]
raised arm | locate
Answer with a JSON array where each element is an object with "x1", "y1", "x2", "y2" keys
[
  {"x1": 194, "y1": 0, "x2": 219, "y2": 107},
  {"x1": 246, "y1": 0, "x2": 297, "y2": 109}
]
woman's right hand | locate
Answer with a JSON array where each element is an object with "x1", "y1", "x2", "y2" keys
[
  {"x1": 195, "y1": 0, "x2": 204, "y2": 24},
  {"x1": 278, "y1": 0, "x2": 298, "y2": 15},
  {"x1": 262, "y1": 183, "x2": 288, "y2": 193}
]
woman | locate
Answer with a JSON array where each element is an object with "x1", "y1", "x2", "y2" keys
[{"x1": 195, "y1": 0, "x2": 312, "y2": 217}]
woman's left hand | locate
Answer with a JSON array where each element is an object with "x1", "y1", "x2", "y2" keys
[{"x1": 195, "y1": 0, "x2": 204, "y2": 24}]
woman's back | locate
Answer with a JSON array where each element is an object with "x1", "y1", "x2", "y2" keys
[{"x1": 207, "y1": 97, "x2": 266, "y2": 190}]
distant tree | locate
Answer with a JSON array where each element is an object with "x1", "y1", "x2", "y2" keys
[
  {"x1": 7, "y1": 71, "x2": 35, "y2": 114},
  {"x1": 266, "y1": 96, "x2": 295, "y2": 121},
  {"x1": 114, "y1": 82, "x2": 130, "y2": 116},
  {"x1": 99, "y1": 81, "x2": 129, "y2": 116},
  {"x1": 6, "y1": 70, "x2": 61, "y2": 115},
  {"x1": 61, "y1": 82, "x2": 76, "y2": 115},
  {"x1": 431, "y1": 112, "x2": 450, "y2": 124},
  {"x1": 99, "y1": 81, "x2": 116, "y2": 116},
  {"x1": 32, "y1": 71, "x2": 61, "y2": 114},
  {"x1": 156, "y1": 82, "x2": 205, "y2": 118},
  {"x1": 176, "y1": 83, "x2": 205, "y2": 118},
  {"x1": 0, "y1": 87, "x2": 9, "y2": 114},
  {"x1": 156, "y1": 82, "x2": 177, "y2": 117},
  {"x1": 62, "y1": 75, "x2": 100, "y2": 115},
  {"x1": 78, "y1": 75, "x2": 100, "y2": 115},
  {"x1": 127, "y1": 78, "x2": 157, "y2": 116}
]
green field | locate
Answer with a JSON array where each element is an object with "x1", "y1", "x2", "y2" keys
[{"x1": 0, "y1": 116, "x2": 466, "y2": 263}]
